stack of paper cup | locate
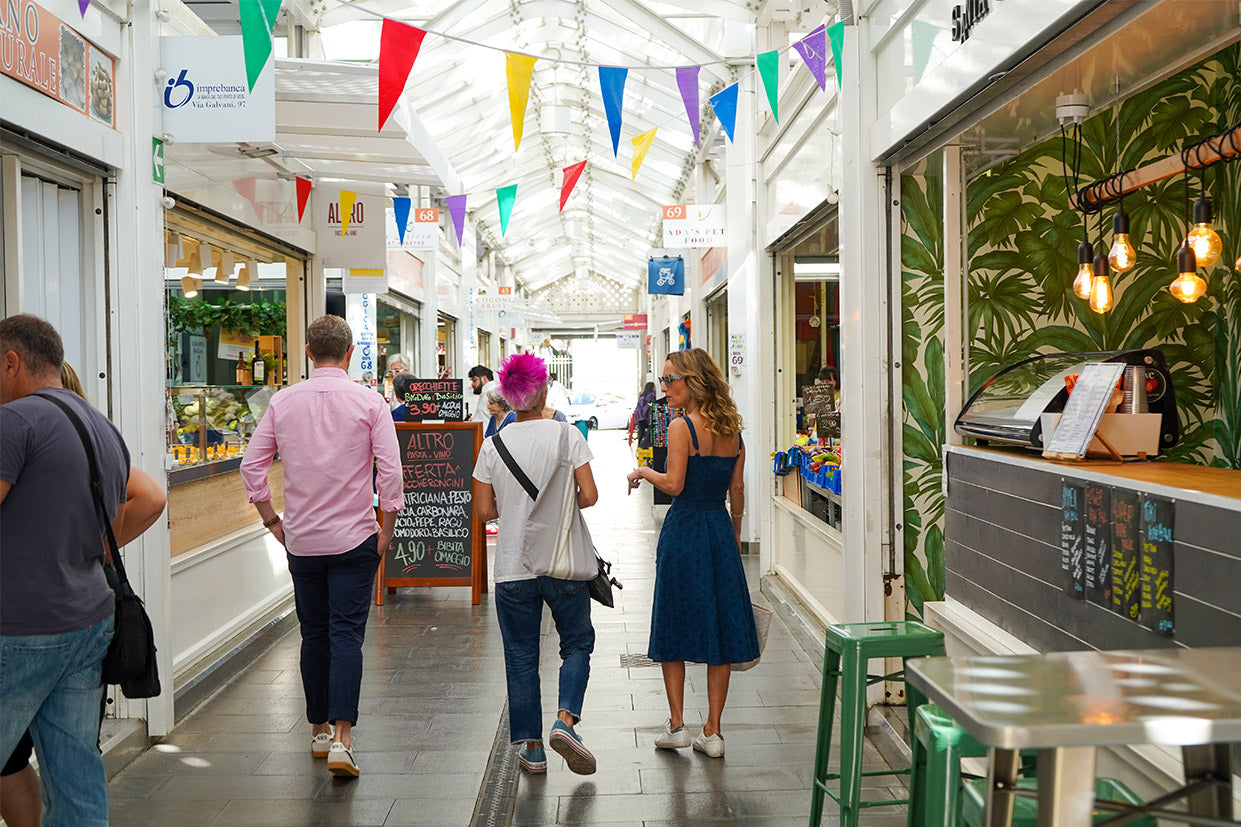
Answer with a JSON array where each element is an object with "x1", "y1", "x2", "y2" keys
[{"x1": 1121, "y1": 365, "x2": 1148, "y2": 414}]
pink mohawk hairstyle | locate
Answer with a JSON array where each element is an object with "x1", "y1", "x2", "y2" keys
[{"x1": 497, "y1": 352, "x2": 548, "y2": 411}]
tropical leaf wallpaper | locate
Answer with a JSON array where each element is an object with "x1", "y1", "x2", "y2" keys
[{"x1": 901, "y1": 44, "x2": 1241, "y2": 616}]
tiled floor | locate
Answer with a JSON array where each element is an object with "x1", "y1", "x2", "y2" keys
[{"x1": 108, "y1": 431, "x2": 908, "y2": 826}]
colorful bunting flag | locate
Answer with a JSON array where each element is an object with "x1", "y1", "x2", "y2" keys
[
  {"x1": 78, "y1": 0, "x2": 89, "y2": 17},
  {"x1": 296, "y1": 177, "x2": 312, "y2": 223},
  {"x1": 708, "y1": 84, "x2": 739, "y2": 143},
  {"x1": 506, "y1": 53, "x2": 538, "y2": 151},
  {"x1": 392, "y1": 196, "x2": 411, "y2": 244},
  {"x1": 598, "y1": 67, "x2": 628, "y2": 157},
  {"x1": 631, "y1": 128, "x2": 657, "y2": 180},
  {"x1": 757, "y1": 50, "x2": 780, "y2": 123},
  {"x1": 339, "y1": 191, "x2": 357, "y2": 236},
  {"x1": 447, "y1": 195, "x2": 467, "y2": 247},
  {"x1": 560, "y1": 161, "x2": 586, "y2": 211},
  {"x1": 239, "y1": 0, "x2": 281, "y2": 91},
  {"x1": 378, "y1": 20, "x2": 427, "y2": 132},
  {"x1": 496, "y1": 185, "x2": 517, "y2": 236},
  {"x1": 793, "y1": 24, "x2": 827, "y2": 91},
  {"x1": 911, "y1": 21, "x2": 937, "y2": 84},
  {"x1": 828, "y1": 21, "x2": 845, "y2": 87},
  {"x1": 676, "y1": 66, "x2": 700, "y2": 147}
]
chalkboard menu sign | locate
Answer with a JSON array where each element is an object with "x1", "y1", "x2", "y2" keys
[
  {"x1": 1083, "y1": 484, "x2": 1111, "y2": 606},
  {"x1": 401, "y1": 379, "x2": 465, "y2": 421},
  {"x1": 816, "y1": 411, "x2": 841, "y2": 440},
  {"x1": 1139, "y1": 494, "x2": 1175, "y2": 636},
  {"x1": 1060, "y1": 481, "x2": 1084, "y2": 597},
  {"x1": 377, "y1": 421, "x2": 483, "y2": 605},
  {"x1": 801, "y1": 385, "x2": 837, "y2": 416},
  {"x1": 1110, "y1": 490, "x2": 1141, "y2": 621}
]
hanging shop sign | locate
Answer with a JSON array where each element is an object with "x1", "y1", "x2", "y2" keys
[
  {"x1": 0, "y1": 0, "x2": 116, "y2": 127},
  {"x1": 701, "y1": 246, "x2": 727, "y2": 285},
  {"x1": 951, "y1": 0, "x2": 996, "y2": 43},
  {"x1": 623, "y1": 314, "x2": 648, "y2": 330},
  {"x1": 319, "y1": 188, "x2": 386, "y2": 269},
  {"x1": 474, "y1": 290, "x2": 514, "y2": 312},
  {"x1": 346, "y1": 292, "x2": 379, "y2": 388},
  {"x1": 617, "y1": 331, "x2": 641, "y2": 349},
  {"x1": 386, "y1": 206, "x2": 440, "y2": 252},
  {"x1": 159, "y1": 37, "x2": 274, "y2": 143},
  {"x1": 661, "y1": 204, "x2": 726, "y2": 248},
  {"x1": 648, "y1": 257, "x2": 685, "y2": 296},
  {"x1": 344, "y1": 267, "x2": 389, "y2": 295}
]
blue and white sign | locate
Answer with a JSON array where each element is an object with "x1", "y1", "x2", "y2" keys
[
  {"x1": 160, "y1": 36, "x2": 275, "y2": 143},
  {"x1": 346, "y1": 293, "x2": 379, "y2": 389},
  {"x1": 647, "y1": 257, "x2": 685, "y2": 296}
]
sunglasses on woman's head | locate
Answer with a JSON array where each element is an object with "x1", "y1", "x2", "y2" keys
[{"x1": 658, "y1": 373, "x2": 683, "y2": 388}]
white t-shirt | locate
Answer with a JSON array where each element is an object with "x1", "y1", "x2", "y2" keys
[
  {"x1": 471, "y1": 379, "x2": 500, "y2": 422},
  {"x1": 547, "y1": 380, "x2": 571, "y2": 411},
  {"x1": 473, "y1": 419, "x2": 593, "y2": 583}
]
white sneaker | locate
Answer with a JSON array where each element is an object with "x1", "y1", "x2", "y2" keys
[
  {"x1": 311, "y1": 727, "x2": 334, "y2": 758},
  {"x1": 654, "y1": 720, "x2": 691, "y2": 749},
  {"x1": 692, "y1": 730, "x2": 725, "y2": 758},
  {"x1": 327, "y1": 742, "x2": 359, "y2": 777}
]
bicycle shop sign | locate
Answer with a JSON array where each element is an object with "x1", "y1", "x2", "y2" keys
[{"x1": 951, "y1": 0, "x2": 999, "y2": 42}]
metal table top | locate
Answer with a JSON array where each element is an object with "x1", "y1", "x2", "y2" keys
[{"x1": 905, "y1": 647, "x2": 1241, "y2": 750}]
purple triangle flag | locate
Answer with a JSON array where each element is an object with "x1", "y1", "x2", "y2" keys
[
  {"x1": 676, "y1": 66, "x2": 700, "y2": 147},
  {"x1": 78, "y1": 0, "x2": 89, "y2": 16},
  {"x1": 446, "y1": 194, "x2": 467, "y2": 248},
  {"x1": 393, "y1": 197, "x2": 411, "y2": 246},
  {"x1": 794, "y1": 24, "x2": 827, "y2": 91}
]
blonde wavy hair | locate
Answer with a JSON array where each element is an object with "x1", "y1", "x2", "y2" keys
[{"x1": 666, "y1": 348, "x2": 743, "y2": 438}]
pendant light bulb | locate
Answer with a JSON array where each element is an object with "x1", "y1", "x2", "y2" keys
[
  {"x1": 1185, "y1": 196, "x2": 1222, "y2": 268},
  {"x1": 1089, "y1": 253, "x2": 1112, "y2": 313},
  {"x1": 1169, "y1": 242, "x2": 1206, "y2": 303},
  {"x1": 1107, "y1": 208, "x2": 1136, "y2": 272},
  {"x1": 1072, "y1": 241, "x2": 1094, "y2": 299}
]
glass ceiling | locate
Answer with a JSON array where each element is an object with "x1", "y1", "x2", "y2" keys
[{"x1": 283, "y1": 0, "x2": 759, "y2": 291}]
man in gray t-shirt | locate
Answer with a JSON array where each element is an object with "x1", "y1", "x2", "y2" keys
[{"x1": 0, "y1": 314, "x2": 165, "y2": 825}]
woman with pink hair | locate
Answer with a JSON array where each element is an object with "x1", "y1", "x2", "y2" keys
[{"x1": 472, "y1": 352, "x2": 600, "y2": 776}]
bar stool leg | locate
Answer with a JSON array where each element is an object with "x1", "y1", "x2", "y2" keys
[
  {"x1": 1182, "y1": 744, "x2": 1233, "y2": 818},
  {"x1": 906, "y1": 723, "x2": 929, "y2": 827},
  {"x1": 985, "y1": 747, "x2": 1021, "y2": 827},
  {"x1": 837, "y1": 644, "x2": 868, "y2": 827},
  {"x1": 810, "y1": 649, "x2": 842, "y2": 826}
]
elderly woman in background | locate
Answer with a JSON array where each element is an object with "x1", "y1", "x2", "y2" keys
[
  {"x1": 389, "y1": 373, "x2": 416, "y2": 422},
  {"x1": 484, "y1": 389, "x2": 515, "y2": 437}
]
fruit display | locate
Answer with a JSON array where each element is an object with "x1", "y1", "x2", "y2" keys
[{"x1": 172, "y1": 389, "x2": 253, "y2": 449}]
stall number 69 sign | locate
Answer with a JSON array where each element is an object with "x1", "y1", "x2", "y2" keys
[{"x1": 663, "y1": 205, "x2": 685, "y2": 220}]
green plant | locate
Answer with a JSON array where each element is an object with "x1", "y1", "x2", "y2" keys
[{"x1": 168, "y1": 295, "x2": 287, "y2": 339}]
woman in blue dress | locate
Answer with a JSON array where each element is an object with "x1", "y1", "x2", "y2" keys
[{"x1": 626, "y1": 348, "x2": 758, "y2": 758}]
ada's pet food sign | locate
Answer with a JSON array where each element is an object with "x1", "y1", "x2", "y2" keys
[{"x1": 1, "y1": 0, "x2": 116, "y2": 127}]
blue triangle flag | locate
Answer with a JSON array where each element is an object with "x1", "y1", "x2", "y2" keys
[
  {"x1": 708, "y1": 83, "x2": 739, "y2": 143},
  {"x1": 598, "y1": 67, "x2": 629, "y2": 157},
  {"x1": 392, "y1": 197, "x2": 411, "y2": 246}
]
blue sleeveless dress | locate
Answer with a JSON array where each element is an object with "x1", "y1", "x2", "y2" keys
[{"x1": 647, "y1": 417, "x2": 760, "y2": 665}]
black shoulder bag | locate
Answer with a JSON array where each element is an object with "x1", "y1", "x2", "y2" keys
[
  {"x1": 492, "y1": 429, "x2": 622, "y2": 608},
  {"x1": 37, "y1": 392, "x2": 162, "y2": 698}
]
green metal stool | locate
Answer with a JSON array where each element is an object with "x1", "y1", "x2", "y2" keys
[
  {"x1": 809, "y1": 620, "x2": 946, "y2": 827},
  {"x1": 960, "y1": 776, "x2": 1154, "y2": 826}
]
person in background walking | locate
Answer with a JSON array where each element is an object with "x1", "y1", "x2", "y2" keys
[
  {"x1": 241, "y1": 314, "x2": 403, "y2": 779},
  {"x1": 468, "y1": 365, "x2": 500, "y2": 423},
  {"x1": 473, "y1": 352, "x2": 599, "y2": 776},
  {"x1": 633, "y1": 381, "x2": 656, "y2": 449},
  {"x1": 625, "y1": 348, "x2": 758, "y2": 759},
  {"x1": 546, "y1": 371, "x2": 571, "y2": 411}
]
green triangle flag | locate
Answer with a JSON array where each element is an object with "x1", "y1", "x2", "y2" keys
[
  {"x1": 496, "y1": 184, "x2": 517, "y2": 237},
  {"x1": 757, "y1": 50, "x2": 779, "y2": 123},
  {"x1": 239, "y1": 0, "x2": 282, "y2": 91},
  {"x1": 827, "y1": 21, "x2": 845, "y2": 88}
]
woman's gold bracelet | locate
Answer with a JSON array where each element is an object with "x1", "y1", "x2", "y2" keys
[{"x1": 730, "y1": 511, "x2": 744, "y2": 519}]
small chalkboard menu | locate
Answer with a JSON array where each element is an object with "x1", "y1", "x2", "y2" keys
[
  {"x1": 1043, "y1": 362, "x2": 1125, "y2": 459},
  {"x1": 1110, "y1": 490, "x2": 1141, "y2": 621},
  {"x1": 1060, "y1": 481, "x2": 1084, "y2": 597},
  {"x1": 376, "y1": 421, "x2": 483, "y2": 605},
  {"x1": 817, "y1": 411, "x2": 841, "y2": 440},
  {"x1": 1083, "y1": 483, "x2": 1111, "y2": 606},
  {"x1": 401, "y1": 379, "x2": 465, "y2": 421},
  {"x1": 802, "y1": 385, "x2": 836, "y2": 415},
  {"x1": 1139, "y1": 494, "x2": 1175, "y2": 636}
]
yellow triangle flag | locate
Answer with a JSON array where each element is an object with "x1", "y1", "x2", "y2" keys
[
  {"x1": 339, "y1": 191, "x2": 357, "y2": 236},
  {"x1": 631, "y1": 127, "x2": 658, "y2": 179},
  {"x1": 506, "y1": 53, "x2": 538, "y2": 151}
]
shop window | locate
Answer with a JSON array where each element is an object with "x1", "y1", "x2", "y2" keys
[
  {"x1": 437, "y1": 314, "x2": 457, "y2": 378},
  {"x1": 706, "y1": 290, "x2": 728, "y2": 365}
]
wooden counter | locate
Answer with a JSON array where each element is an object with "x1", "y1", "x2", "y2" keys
[
  {"x1": 944, "y1": 445, "x2": 1241, "y2": 653},
  {"x1": 169, "y1": 460, "x2": 284, "y2": 557}
]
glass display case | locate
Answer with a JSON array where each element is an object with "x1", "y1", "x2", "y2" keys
[
  {"x1": 954, "y1": 349, "x2": 1178, "y2": 451},
  {"x1": 167, "y1": 384, "x2": 281, "y2": 469}
]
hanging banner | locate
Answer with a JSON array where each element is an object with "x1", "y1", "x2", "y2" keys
[
  {"x1": 344, "y1": 268, "x2": 389, "y2": 295},
  {"x1": 475, "y1": 290, "x2": 514, "y2": 312},
  {"x1": 346, "y1": 292, "x2": 379, "y2": 388},
  {"x1": 617, "y1": 331, "x2": 641, "y2": 349},
  {"x1": 319, "y1": 188, "x2": 385, "y2": 268},
  {"x1": 160, "y1": 37, "x2": 275, "y2": 143},
  {"x1": 648, "y1": 257, "x2": 685, "y2": 296},
  {"x1": 662, "y1": 204, "x2": 726, "y2": 248},
  {"x1": 386, "y1": 206, "x2": 439, "y2": 252},
  {"x1": 1, "y1": 0, "x2": 116, "y2": 127},
  {"x1": 623, "y1": 314, "x2": 648, "y2": 330}
]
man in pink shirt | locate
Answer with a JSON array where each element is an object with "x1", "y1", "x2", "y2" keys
[{"x1": 241, "y1": 315, "x2": 403, "y2": 779}]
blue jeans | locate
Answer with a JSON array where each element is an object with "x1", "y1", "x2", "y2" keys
[
  {"x1": 287, "y1": 534, "x2": 380, "y2": 725},
  {"x1": 494, "y1": 577, "x2": 594, "y2": 744},
  {"x1": 0, "y1": 614, "x2": 113, "y2": 827}
]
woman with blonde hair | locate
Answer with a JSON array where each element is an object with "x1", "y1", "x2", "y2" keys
[{"x1": 626, "y1": 348, "x2": 758, "y2": 758}]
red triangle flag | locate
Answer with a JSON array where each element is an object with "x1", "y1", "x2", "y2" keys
[
  {"x1": 296, "y1": 177, "x2": 312, "y2": 223},
  {"x1": 378, "y1": 20, "x2": 427, "y2": 132},
  {"x1": 560, "y1": 160, "x2": 587, "y2": 211}
]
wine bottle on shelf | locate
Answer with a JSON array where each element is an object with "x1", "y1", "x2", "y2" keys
[
  {"x1": 235, "y1": 352, "x2": 247, "y2": 385},
  {"x1": 251, "y1": 339, "x2": 266, "y2": 384}
]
